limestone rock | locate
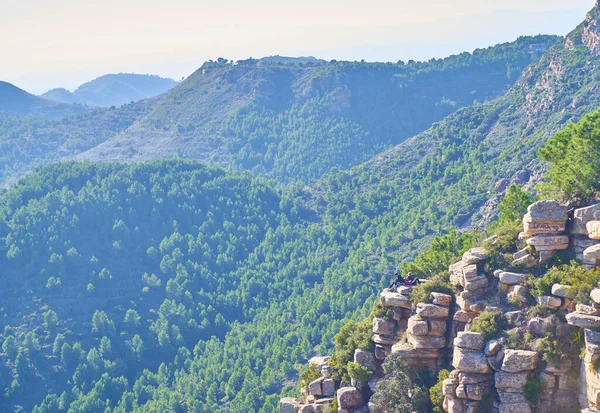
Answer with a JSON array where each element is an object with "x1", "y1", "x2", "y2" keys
[
  {"x1": 536, "y1": 295, "x2": 562, "y2": 310},
  {"x1": 464, "y1": 275, "x2": 489, "y2": 291},
  {"x1": 428, "y1": 319, "x2": 448, "y2": 336},
  {"x1": 337, "y1": 387, "x2": 364, "y2": 409},
  {"x1": 354, "y1": 349, "x2": 377, "y2": 371},
  {"x1": 454, "y1": 332, "x2": 485, "y2": 352},
  {"x1": 501, "y1": 350, "x2": 538, "y2": 373},
  {"x1": 298, "y1": 405, "x2": 314, "y2": 413},
  {"x1": 485, "y1": 340, "x2": 501, "y2": 357},
  {"x1": 588, "y1": 220, "x2": 600, "y2": 240},
  {"x1": 322, "y1": 379, "x2": 335, "y2": 397},
  {"x1": 367, "y1": 376, "x2": 380, "y2": 393},
  {"x1": 431, "y1": 292, "x2": 452, "y2": 306},
  {"x1": 447, "y1": 398, "x2": 465, "y2": 413},
  {"x1": 511, "y1": 254, "x2": 537, "y2": 269},
  {"x1": 321, "y1": 366, "x2": 333, "y2": 378},
  {"x1": 507, "y1": 285, "x2": 529, "y2": 303},
  {"x1": 416, "y1": 303, "x2": 449, "y2": 319},
  {"x1": 505, "y1": 311, "x2": 525, "y2": 326},
  {"x1": 374, "y1": 344, "x2": 389, "y2": 360},
  {"x1": 380, "y1": 290, "x2": 411, "y2": 308},
  {"x1": 309, "y1": 356, "x2": 330, "y2": 370},
  {"x1": 465, "y1": 383, "x2": 491, "y2": 401},
  {"x1": 527, "y1": 316, "x2": 556, "y2": 336},
  {"x1": 454, "y1": 310, "x2": 478, "y2": 323},
  {"x1": 571, "y1": 205, "x2": 600, "y2": 235},
  {"x1": 526, "y1": 200, "x2": 568, "y2": 223},
  {"x1": 499, "y1": 272, "x2": 527, "y2": 285},
  {"x1": 566, "y1": 312, "x2": 600, "y2": 329},
  {"x1": 308, "y1": 379, "x2": 323, "y2": 396},
  {"x1": 408, "y1": 316, "x2": 429, "y2": 336},
  {"x1": 545, "y1": 358, "x2": 571, "y2": 375},
  {"x1": 513, "y1": 248, "x2": 530, "y2": 261},
  {"x1": 463, "y1": 247, "x2": 489, "y2": 264},
  {"x1": 280, "y1": 398, "x2": 301, "y2": 413},
  {"x1": 372, "y1": 318, "x2": 395, "y2": 336},
  {"x1": 526, "y1": 234, "x2": 569, "y2": 250},
  {"x1": 495, "y1": 371, "x2": 528, "y2": 389},
  {"x1": 391, "y1": 342, "x2": 440, "y2": 359},
  {"x1": 498, "y1": 402, "x2": 532, "y2": 413},
  {"x1": 585, "y1": 245, "x2": 600, "y2": 265},
  {"x1": 408, "y1": 334, "x2": 446, "y2": 349},
  {"x1": 577, "y1": 303, "x2": 600, "y2": 316},
  {"x1": 552, "y1": 284, "x2": 575, "y2": 298},
  {"x1": 453, "y1": 348, "x2": 492, "y2": 373}
]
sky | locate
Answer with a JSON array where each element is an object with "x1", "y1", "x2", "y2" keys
[{"x1": 0, "y1": 0, "x2": 596, "y2": 94}]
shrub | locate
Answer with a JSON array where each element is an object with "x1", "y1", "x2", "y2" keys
[
  {"x1": 506, "y1": 330, "x2": 535, "y2": 350},
  {"x1": 470, "y1": 311, "x2": 506, "y2": 341},
  {"x1": 529, "y1": 262, "x2": 600, "y2": 303},
  {"x1": 329, "y1": 318, "x2": 374, "y2": 381},
  {"x1": 347, "y1": 362, "x2": 372, "y2": 383},
  {"x1": 299, "y1": 364, "x2": 321, "y2": 393},
  {"x1": 371, "y1": 355, "x2": 430, "y2": 413},
  {"x1": 497, "y1": 185, "x2": 534, "y2": 225},
  {"x1": 410, "y1": 272, "x2": 454, "y2": 304},
  {"x1": 430, "y1": 369, "x2": 450, "y2": 413},
  {"x1": 522, "y1": 372, "x2": 543, "y2": 404},
  {"x1": 371, "y1": 302, "x2": 393, "y2": 320}
]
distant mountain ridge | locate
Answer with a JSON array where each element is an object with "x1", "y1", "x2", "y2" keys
[
  {"x1": 0, "y1": 81, "x2": 87, "y2": 120},
  {"x1": 41, "y1": 73, "x2": 177, "y2": 108}
]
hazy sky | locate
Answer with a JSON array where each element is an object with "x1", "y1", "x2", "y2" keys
[{"x1": 1, "y1": 0, "x2": 596, "y2": 94}]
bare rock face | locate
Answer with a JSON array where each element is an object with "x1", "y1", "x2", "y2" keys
[
  {"x1": 584, "y1": 245, "x2": 600, "y2": 265},
  {"x1": 454, "y1": 332, "x2": 485, "y2": 352},
  {"x1": 416, "y1": 303, "x2": 450, "y2": 319},
  {"x1": 354, "y1": 349, "x2": 378, "y2": 371},
  {"x1": 322, "y1": 379, "x2": 335, "y2": 397},
  {"x1": 588, "y1": 220, "x2": 600, "y2": 240},
  {"x1": 526, "y1": 200, "x2": 568, "y2": 223},
  {"x1": 536, "y1": 295, "x2": 562, "y2": 310},
  {"x1": 462, "y1": 247, "x2": 489, "y2": 264},
  {"x1": 431, "y1": 292, "x2": 452, "y2": 306},
  {"x1": 409, "y1": 334, "x2": 446, "y2": 349},
  {"x1": 372, "y1": 318, "x2": 395, "y2": 336},
  {"x1": 380, "y1": 290, "x2": 411, "y2": 308},
  {"x1": 501, "y1": 349, "x2": 538, "y2": 373},
  {"x1": 499, "y1": 272, "x2": 527, "y2": 285},
  {"x1": 566, "y1": 312, "x2": 600, "y2": 329},
  {"x1": 280, "y1": 397, "x2": 301, "y2": 413},
  {"x1": 337, "y1": 387, "x2": 364, "y2": 409},
  {"x1": 571, "y1": 205, "x2": 600, "y2": 235},
  {"x1": 453, "y1": 348, "x2": 492, "y2": 373},
  {"x1": 511, "y1": 254, "x2": 537, "y2": 268},
  {"x1": 552, "y1": 284, "x2": 575, "y2": 298},
  {"x1": 408, "y1": 316, "x2": 429, "y2": 336},
  {"x1": 526, "y1": 234, "x2": 570, "y2": 250},
  {"x1": 507, "y1": 285, "x2": 530, "y2": 303},
  {"x1": 308, "y1": 378, "x2": 323, "y2": 396},
  {"x1": 309, "y1": 356, "x2": 330, "y2": 370}
]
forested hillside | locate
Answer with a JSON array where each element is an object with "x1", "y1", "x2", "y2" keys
[
  {"x1": 42, "y1": 74, "x2": 178, "y2": 108},
  {"x1": 79, "y1": 36, "x2": 557, "y2": 183}
]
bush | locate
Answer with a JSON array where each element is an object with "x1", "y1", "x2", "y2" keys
[
  {"x1": 410, "y1": 272, "x2": 454, "y2": 304},
  {"x1": 329, "y1": 318, "x2": 374, "y2": 381},
  {"x1": 347, "y1": 362, "x2": 372, "y2": 383},
  {"x1": 299, "y1": 363, "x2": 321, "y2": 394},
  {"x1": 470, "y1": 311, "x2": 506, "y2": 341},
  {"x1": 430, "y1": 369, "x2": 450, "y2": 413},
  {"x1": 371, "y1": 302, "x2": 393, "y2": 320},
  {"x1": 522, "y1": 372, "x2": 543, "y2": 404},
  {"x1": 371, "y1": 355, "x2": 430, "y2": 413},
  {"x1": 529, "y1": 262, "x2": 600, "y2": 303},
  {"x1": 505, "y1": 329, "x2": 535, "y2": 350},
  {"x1": 497, "y1": 185, "x2": 534, "y2": 224}
]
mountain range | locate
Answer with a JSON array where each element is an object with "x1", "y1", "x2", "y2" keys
[{"x1": 2, "y1": 3, "x2": 600, "y2": 413}]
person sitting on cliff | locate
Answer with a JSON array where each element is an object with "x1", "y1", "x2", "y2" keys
[
  {"x1": 404, "y1": 272, "x2": 420, "y2": 286},
  {"x1": 389, "y1": 272, "x2": 405, "y2": 290}
]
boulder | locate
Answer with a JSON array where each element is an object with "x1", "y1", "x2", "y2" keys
[
  {"x1": 354, "y1": 349, "x2": 378, "y2": 371},
  {"x1": 464, "y1": 275, "x2": 489, "y2": 291},
  {"x1": 322, "y1": 379, "x2": 335, "y2": 396},
  {"x1": 408, "y1": 334, "x2": 446, "y2": 349},
  {"x1": 454, "y1": 332, "x2": 485, "y2": 352},
  {"x1": 507, "y1": 285, "x2": 529, "y2": 303},
  {"x1": 513, "y1": 248, "x2": 530, "y2": 261},
  {"x1": 298, "y1": 405, "x2": 314, "y2": 413},
  {"x1": 454, "y1": 310, "x2": 478, "y2": 323},
  {"x1": 527, "y1": 316, "x2": 556, "y2": 336},
  {"x1": 463, "y1": 248, "x2": 489, "y2": 264},
  {"x1": 499, "y1": 272, "x2": 527, "y2": 285},
  {"x1": 501, "y1": 350, "x2": 538, "y2": 373},
  {"x1": 577, "y1": 303, "x2": 600, "y2": 316},
  {"x1": 494, "y1": 371, "x2": 528, "y2": 389},
  {"x1": 511, "y1": 254, "x2": 537, "y2": 269},
  {"x1": 585, "y1": 245, "x2": 600, "y2": 264},
  {"x1": 372, "y1": 318, "x2": 395, "y2": 336},
  {"x1": 337, "y1": 387, "x2": 364, "y2": 409},
  {"x1": 497, "y1": 391, "x2": 527, "y2": 404},
  {"x1": 545, "y1": 358, "x2": 571, "y2": 375},
  {"x1": 407, "y1": 316, "x2": 429, "y2": 336},
  {"x1": 566, "y1": 312, "x2": 600, "y2": 329},
  {"x1": 321, "y1": 366, "x2": 333, "y2": 378},
  {"x1": 380, "y1": 290, "x2": 411, "y2": 308},
  {"x1": 308, "y1": 378, "x2": 323, "y2": 396},
  {"x1": 498, "y1": 402, "x2": 532, "y2": 413},
  {"x1": 465, "y1": 383, "x2": 491, "y2": 401},
  {"x1": 391, "y1": 342, "x2": 440, "y2": 359},
  {"x1": 453, "y1": 348, "x2": 492, "y2": 373},
  {"x1": 536, "y1": 295, "x2": 562, "y2": 310},
  {"x1": 416, "y1": 303, "x2": 449, "y2": 319},
  {"x1": 374, "y1": 344, "x2": 389, "y2": 360},
  {"x1": 551, "y1": 284, "x2": 575, "y2": 298},
  {"x1": 571, "y1": 205, "x2": 600, "y2": 235},
  {"x1": 526, "y1": 200, "x2": 568, "y2": 223},
  {"x1": 447, "y1": 398, "x2": 465, "y2": 413},
  {"x1": 505, "y1": 311, "x2": 525, "y2": 326},
  {"x1": 485, "y1": 340, "x2": 501, "y2": 357},
  {"x1": 280, "y1": 398, "x2": 301, "y2": 413},
  {"x1": 526, "y1": 234, "x2": 569, "y2": 250},
  {"x1": 588, "y1": 221, "x2": 600, "y2": 240},
  {"x1": 431, "y1": 292, "x2": 452, "y2": 306},
  {"x1": 309, "y1": 356, "x2": 330, "y2": 370},
  {"x1": 428, "y1": 319, "x2": 448, "y2": 336},
  {"x1": 443, "y1": 377, "x2": 458, "y2": 397},
  {"x1": 367, "y1": 376, "x2": 381, "y2": 393}
]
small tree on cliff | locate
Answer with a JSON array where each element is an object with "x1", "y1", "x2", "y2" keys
[
  {"x1": 371, "y1": 355, "x2": 429, "y2": 413},
  {"x1": 538, "y1": 108, "x2": 600, "y2": 202}
]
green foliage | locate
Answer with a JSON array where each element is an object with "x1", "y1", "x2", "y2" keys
[
  {"x1": 347, "y1": 362, "x2": 372, "y2": 382},
  {"x1": 430, "y1": 369, "x2": 450, "y2": 413},
  {"x1": 522, "y1": 372, "x2": 543, "y2": 404},
  {"x1": 506, "y1": 330, "x2": 535, "y2": 350},
  {"x1": 299, "y1": 364, "x2": 321, "y2": 394},
  {"x1": 329, "y1": 318, "x2": 374, "y2": 381},
  {"x1": 497, "y1": 185, "x2": 534, "y2": 224},
  {"x1": 402, "y1": 230, "x2": 476, "y2": 279},
  {"x1": 529, "y1": 262, "x2": 600, "y2": 303},
  {"x1": 2, "y1": 335, "x2": 18, "y2": 359},
  {"x1": 371, "y1": 354, "x2": 430, "y2": 413},
  {"x1": 469, "y1": 311, "x2": 506, "y2": 341},
  {"x1": 539, "y1": 108, "x2": 600, "y2": 202},
  {"x1": 370, "y1": 302, "x2": 393, "y2": 320},
  {"x1": 410, "y1": 272, "x2": 455, "y2": 304}
]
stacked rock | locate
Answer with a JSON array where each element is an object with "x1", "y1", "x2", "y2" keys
[
  {"x1": 280, "y1": 358, "x2": 337, "y2": 413},
  {"x1": 584, "y1": 220, "x2": 600, "y2": 269},
  {"x1": 376, "y1": 286, "x2": 412, "y2": 360},
  {"x1": 494, "y1": 349, "x2": 539, "y2": 413},
  {"x1": 536, "y1": 283, "x2": 576, "y2": 311},
  {"x1": 393, "y1": 292, "x2": 452, "y2": 377},
  {"x1": 336, "y1": 387, "x2": 364, "y2": 413},
  {"x1": 450, "y1": 248, "x2": 490, "y2": 333},
  {"x1": 579, "y1": 329, "x2": 600, "y2": 412},
  {"x1": 570, "y1": 204, "x2": 600, "y2": 263},
  {"x1": 515, "y1": 200, "x2": 569, "y2": 267},
  {"x1": 566, "y1": 287, "x2": 600, "y2": 329},
  {"x1": 444, "y1": 332, "x2": 493, "y2": 413},
  {"x1": 496, "y1": 271, "x2": 530, "y2": 304}
]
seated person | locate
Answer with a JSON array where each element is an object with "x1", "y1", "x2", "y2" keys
[
  {"x1": 389, "y1": 272, "x2": 405, "y2": 290},
  {"x1": 404, "y1": 272, "x2": 420, "y2": 286}
]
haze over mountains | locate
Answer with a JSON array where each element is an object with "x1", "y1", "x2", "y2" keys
[
  {"x1": 3, "y1": 2, "x2": 600, "y2": 413},
  {"x1": 41, "y1": 74, "x2": 178, "y2": 108}
]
